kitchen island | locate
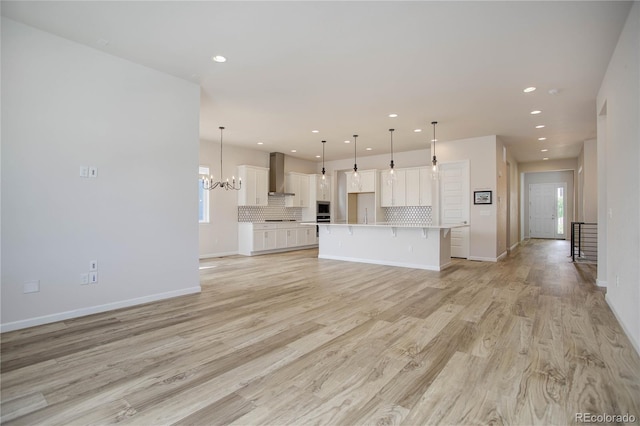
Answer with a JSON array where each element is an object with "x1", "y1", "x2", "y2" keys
[{"x1": 310, "y1": 222, "x2": 467, "y2": 271}]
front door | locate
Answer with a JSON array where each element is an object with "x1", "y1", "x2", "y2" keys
[{"x1": 529, "y1": 183, "x2": 566, "y2": 239}]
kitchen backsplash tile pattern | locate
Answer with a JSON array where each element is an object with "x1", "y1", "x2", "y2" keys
[
  {"x1": 238, "y1": 196, "x2": 302, "y2": 222},
  {"x1": 383, "y1": 206, "x2": 432, "y2": 224}
]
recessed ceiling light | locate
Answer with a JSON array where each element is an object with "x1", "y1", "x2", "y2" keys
[
  {"x1": 530, "y1": 110, "x2": 542, "y2": 115},
  {"x1": 388, "y1": 113, "x2": 398, "y2": 118},
  {"x1": 538, "y1": 137, "x2": 547, "y2": 141},
  {"x1": 535, "y1": 125, "x2": 545, "y2": 129},
  {"x1": 431, "y1": 139, "x2": 438, "y2": 142},
  {"x1": 212, "y1": 55, "x2": 227, "y2": 63},
  {"x1": 344, "y1": 140, "x2": 350, "y2": 143},
  {"x1": 257, "y1": 142, "x2": 264, "y2": 145},
  {"x1": 414, "y1": 129, "x2": 422, "y2": 133},
  {"x1": 523, "y1": 87, "x2": 536, "y2": 93},
  {"x1": 311, "y1": 130, "x2": 319, "y2": 133},
  {"x1": 543, "y1": 157, "x2": 549, "y2": 160},
  {"x1": 366, "y1": 147, "x2": 373, "y2": 151},
  {"x1": 315, "y1": 155, "x2": 321, "y2": 158},
  {"x1": 291, "y1": 149, "x2": 297, "y2": 153},
  {"x1": 541, "y1": 149, "x2": 548, "y2": 152}
]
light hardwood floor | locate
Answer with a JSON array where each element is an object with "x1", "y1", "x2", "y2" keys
[{"x1": 1, "y1": 239, "x2": 639, "y2": 425}]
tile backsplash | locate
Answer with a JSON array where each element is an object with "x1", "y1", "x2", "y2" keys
[
  {"x1": 383, "y1": 206, "x2": 432, "y2": 225},
  {"x1": 238, "y1": 196, "x2": 302, "y2": 222}
]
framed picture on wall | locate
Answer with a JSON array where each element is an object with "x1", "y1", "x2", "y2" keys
[{"x1": 474, "y1": 190, "x2": 492, "y2": 205}]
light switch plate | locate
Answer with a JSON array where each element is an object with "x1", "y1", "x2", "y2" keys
[
  {"x1": 23, "y1": 280, "x2": 40, "y2": 293},
  {"x1": 89, "y1": 167, "x2": 98, "y2": 178}
]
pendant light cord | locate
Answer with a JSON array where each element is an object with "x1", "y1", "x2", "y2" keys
[
  {"x1": 321, "y1": 140, "x2": 326, "y2": 175},
  {"x1": 219, "y1": 126, "x2": 225, "y2": 181},
  {"x1": 353, "y1": 134, "x2": 358, "y2": 172},
  {"x1": 389, "y1": 128, "x2": 395, "y2": 169},
  {"x1": 431, "y1": 121, "x2": 438, "y2": 166}
]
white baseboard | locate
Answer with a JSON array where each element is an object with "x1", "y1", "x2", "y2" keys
[
  {"x1": 0, "y1": 286, "x2": 202, "y2": 333},
  {"x1": 510, "y1": 241, "x2": 520, "y2": 251},
  {"x1": 199, "y1": 251, "x2": 238, "y2": 259},
  {"x1": 596, "y1": 279, "x2": 608, "y2": 288},
  {"x1": 468, "y1": 256, "x2": 499, "y2": 262},
  {"x1": 497, "y1": 251, "x2": 508, "y2": 261},
  {"x1": 318, "y1": 254, "x2": 445, "y2": 271},
  {"x1": 605, "y1": 294, "x2": 640, "y2": 356}
]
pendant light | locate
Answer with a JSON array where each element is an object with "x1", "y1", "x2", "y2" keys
[
  {"x1": 201, "y1": 126, "x2": 242, "y2": 190},
  {"x1": 320, "y1": 140, "x2": 328, "y2": 190},
  {"x1": 387, "y1": 128, "x2": 396, "y2": 186},
  {"x1": 351, "y1": 134, "x2": 360, "y2": 188},
  {"x1": 431, "y1": 121, "x2": 439, "y2": 180}
]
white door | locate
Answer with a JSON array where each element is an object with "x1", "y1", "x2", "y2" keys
[
  {"x1": 440, "y1": 162, "x2": 469, "y2": 258},
  {"x1": 529, "y1": 183, "x2": 566, "y2": 239}
]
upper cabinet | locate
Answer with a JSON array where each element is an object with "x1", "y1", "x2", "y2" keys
[
  {"x1": 345, "y1": 170, "x2": 376, "y2": 193},
  {"x1": 237, "y1": 165, "x2": 269, "y2": 206},
  {"x1": 380, "y1": 169, "x2": 407, "y2": 207},
  {"x1": 285, "y1": 172, "x2": 310, "y2": 207},
  {"x1": 380, "y1": 167, "x2": 432, "y2": 207},
  {"x1": 310, "y1": 174, "x2": 331, "y2": 202},
  {"x1": 418, "y1": 167, "x2": 433, "y2": 206}
]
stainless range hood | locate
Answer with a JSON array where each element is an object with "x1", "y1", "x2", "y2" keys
[{"x1": 268, "y1": 152, "x2": 295, "y2": 196}]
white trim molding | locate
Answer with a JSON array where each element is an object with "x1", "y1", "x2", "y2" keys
[
  {"x1": 605, "y1": 294, "x2": 640, "y2": 356},
  {"x1": 199, "y1": 251, "x2": 238, "y2": 259},
  {"x1": 0, "y1": 286, "x2": 202, "y2": 333}
]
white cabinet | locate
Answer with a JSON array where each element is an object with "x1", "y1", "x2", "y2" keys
[
  {"x1": 380, "y1": 170, "x2": 407, "y2": 207},
  {"x1": 405, "y1": 168, "x2": 420, "y2": 206},
  {"x1": 238, "y1": 222, "x2": 317, "y2": 255},
  {"x1": 237, "y1": 165, "x2": 269, "y2": 206},
  {"x1": 251, "y1": 224, "x2": 277, "y2": 251},
  {"x1": 346, "y1": 170, "x2": 376, "y2": 193},
  {"x1": 380, "y1": 167, "x2": 432, "y2": 207},
  {"x1": 298, "y1": 226, "x2": 317, "y2": 245},
  {"x1": 311, "y1": 174, "x2": 331, "y2": 202},
  {"x1": 285, "y1": 172, "x2": 310, "y2": 207},
  {"x1": 418, "y1": 167, "x2": 433, "y2": 206}
]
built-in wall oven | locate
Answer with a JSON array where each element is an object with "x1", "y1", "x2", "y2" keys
[
  {"x1": 316, "y1": 201, "x2": 330, "y2": 223},
  {"x1": 316, "y1": 201, "x2": 330, "y2": 236}
]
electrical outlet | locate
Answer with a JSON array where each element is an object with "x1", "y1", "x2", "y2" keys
[
  {"x1": 89, "y1": 272, "x2": 98, "y2": 284},
  {"x1": 616, "y1": 275, "x2": 620, "y2": 287},
  {"x1": 80, "y1": 273, "x2": 90, "y2": 285},
  {"x1": 89, "y1": 260, "x2": 98, "y2": 271},
  {"x1": 80, "y1": 166, "x2": 89, "y2": 178}
]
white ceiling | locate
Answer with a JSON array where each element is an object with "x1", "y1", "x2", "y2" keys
[{"x1": 1, "y1": 1, "x2": 632, "y2": 163}]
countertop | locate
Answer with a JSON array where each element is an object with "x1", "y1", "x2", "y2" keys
[{"x1": 301, "y1": 222, "x2": 468, "y2": 229}]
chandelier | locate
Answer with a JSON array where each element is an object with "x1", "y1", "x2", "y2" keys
[{"x1": 201, "y1": 126, "x2": 241, "y2": 191}]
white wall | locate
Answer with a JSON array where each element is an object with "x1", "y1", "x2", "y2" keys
[
  {"x1": 1, "y1": 19, "x2": 201, "y2": 331},
  {"x1": 582, "y1": 139, "x2": 598, "y2": 222},
  {"x1": 198, "y1": 144, "x2": 316, "y2": 258},
  {"x1": 199, "y1": 141, "x2": 268, "y2": 257},
  {"x1": 596, "y1": 2, "x2": 640, "y2": 353},
  {"x1": 439, "y1": 135, "x2": 499, "y2": 261}
]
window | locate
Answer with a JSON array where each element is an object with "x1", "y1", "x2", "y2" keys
[
  {"x1": 199, "y1": 166, "x2": 210, "y2": 223},
  {"x1": 557, "y1": 186, "x2": 564, "y2": 235}
]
